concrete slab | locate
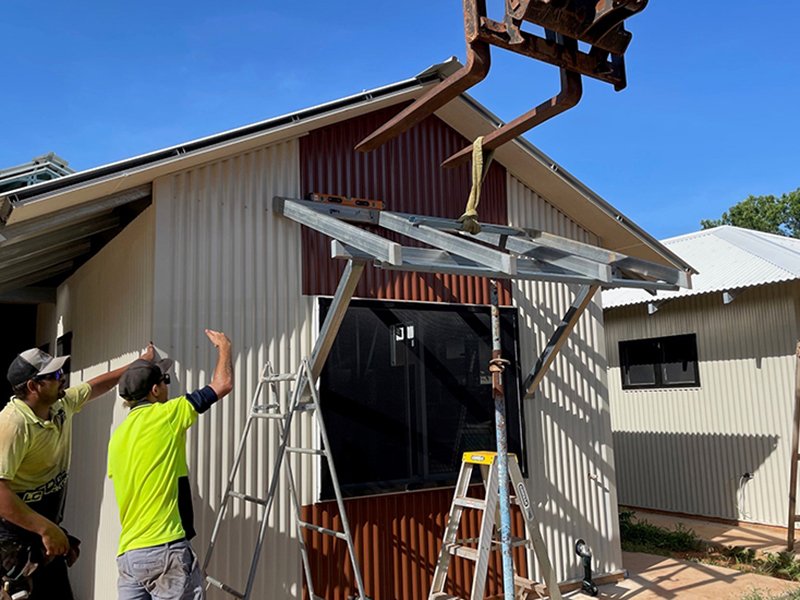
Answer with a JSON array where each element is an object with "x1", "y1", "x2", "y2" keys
[{"x1": 565, "y1": 552, "x2": 800, "y2": 599}]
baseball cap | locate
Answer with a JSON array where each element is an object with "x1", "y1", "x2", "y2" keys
[
  {"x1": 118, "y1": 358, "x2": 174, "y2": 402},
  {"x1": 7, "y1": 349, "x2": 70, "y2": 388}
]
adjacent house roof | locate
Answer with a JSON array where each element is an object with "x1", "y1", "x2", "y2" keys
[
  {"x1": 0, "y1": 59, "x2": 694, "y2": 298},
  {"x1": 603, "y1": 226, "x2": 800, "y2": 309}
]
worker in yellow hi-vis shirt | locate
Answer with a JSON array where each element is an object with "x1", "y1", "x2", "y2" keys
[
  {"x1": 108, "y1": 329, "x2": 233, "y2": 600},
  {"x1": 0, "y1": 343, "x2": 156, "y2": 600}
]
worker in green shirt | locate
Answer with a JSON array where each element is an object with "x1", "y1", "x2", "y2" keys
[{"x1": 108, "y1": 329, "x2": 233, "y2": 600}]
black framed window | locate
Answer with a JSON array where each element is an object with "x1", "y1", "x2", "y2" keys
[
  {"x1": 319, "y1": 299, "x2": 526, "y2": 499},
  {"x1": 619, "y1": 333, "x2": 700, "y2": 390}
]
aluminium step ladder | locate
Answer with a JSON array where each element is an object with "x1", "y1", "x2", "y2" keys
[
  {"x1": 429, "y1": 452, "x2": 562, "y2": 600},
  {"x1": 203, "y1": 359, "x2": 369, "y2": 600}
]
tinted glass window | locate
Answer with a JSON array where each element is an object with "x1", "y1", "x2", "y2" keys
[
  {"x1": 620, "y1": 334, "x2": 700, "y2": 390},
  {"x1": 319, "y1": 299, "x2": 525, "y2": 499}
]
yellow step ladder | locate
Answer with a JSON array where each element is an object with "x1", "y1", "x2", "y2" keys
[{"x1": 429, "y1": 452, "x2": 562, "y2": 600}]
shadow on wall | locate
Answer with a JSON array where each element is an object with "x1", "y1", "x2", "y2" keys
[
  {"x1": 613, "y1": 430, "x2": 780, "y2": 521},
  {"x1": 194, "y1": 491, "x2": 298, "y2": 600}
]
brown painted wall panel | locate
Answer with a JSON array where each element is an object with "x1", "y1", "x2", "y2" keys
[
  {"x1": 299, "y1": 104, "x2": 511, "y2": 305},
  {"x1": 301, "y1": 487, "x2": 530, "y2": 600}
]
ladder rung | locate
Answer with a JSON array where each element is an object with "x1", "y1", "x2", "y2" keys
[
  {"x1": 263, "y1": 373, "x2": 296, "y2": 382},
  {"x1": 794, "y1": 515, "x2": 800, "y2": 522},
  {"x1": 491, "y1": 536, "x2": 529, "y2": 549},
  {"x1": 253, "y1": 403, "x2": 280, "y2": 412},
  {"x1": 205, "y1": 576, "x2": 244, "y2": 598},
  {"x1": 251, "y1": 411, "x2": 285, "y2": 419},
  {"x1": 298, "y1": 521, "x2": 347, "y2": 540},
  {"x1": 445, "y1": 543, "x2": 478, "y2": 561},
  {"x1": 294, "y1": 402, "x2": 316, "y2": 412},
  {"x1": 454, "y1": 496, "x2": 486, "y2": 510},
  {"x1": 431, "y1": 594, "x2": 463, "y2": 600},
  {"x1": 286, "y1": 447, "x2": 326, "y2": 456},
  {"x1": 229, "y1": 490, "x2": 268, "y2": 506}
]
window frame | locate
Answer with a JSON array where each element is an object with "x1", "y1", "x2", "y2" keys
[
  {"x1": 317, "y1": 298, "x2": 527, "y2": 499},
  {"x1": 619, "y1": 333, "x2": 700, "y2": 390}
]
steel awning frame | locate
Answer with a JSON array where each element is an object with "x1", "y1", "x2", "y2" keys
[{"x1": 274, "y1": 197, "x2": 691, "y2": 291}]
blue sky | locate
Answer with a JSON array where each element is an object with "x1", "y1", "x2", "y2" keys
[{"x1": 3, "y1": 1, "x2": 798, "y2": 238}]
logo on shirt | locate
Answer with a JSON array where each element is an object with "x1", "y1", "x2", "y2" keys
[{"x1": 20, "y1": 470, "x2": 68, "y2": 503}]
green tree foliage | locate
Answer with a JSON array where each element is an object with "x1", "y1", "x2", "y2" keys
[{"x1": 701, "y1": 188, "x2": 800, "y2": 238}]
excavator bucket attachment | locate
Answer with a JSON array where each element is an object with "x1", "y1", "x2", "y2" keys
[{"x1": 356, "y1": 0, "x2": 648, "y2": 163}]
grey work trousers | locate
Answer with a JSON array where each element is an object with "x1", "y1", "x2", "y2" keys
[{"x1": 116, "y1": 539, "x2": 204, "y2": 600}]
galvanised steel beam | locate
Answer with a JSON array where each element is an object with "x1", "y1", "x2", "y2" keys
[
  {"x1": 275, "y1": 197, "x2": 402, "y2": 266},
  {"x1": 472, "y1": 231, "x2": 612, "y2": 282},
  {"x1": 522, "y1": 284, "x2": 600, "y2": 397},
  {"x1": 309, "y1": 259, "x2": 366, "y2": 380},
  {"x1": 378, "y1": 211, "x2": 517, "y2": 275}
]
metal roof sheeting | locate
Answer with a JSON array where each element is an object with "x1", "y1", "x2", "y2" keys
[{"x1": 603, "y1": 226, "x2": 800, "y2": 308}]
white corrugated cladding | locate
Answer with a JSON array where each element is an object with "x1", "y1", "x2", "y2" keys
[
  {"x1": 606, "y1": 280, "x2": 800, "y2": 525},
  {"x1": 506, "y1": 175, "x2": 623, "y2": 581},
  {"x1": 51, "y1": 208, "x2": 155, "y2": 598},
  {"x1": 151, "y1": 140, "x2": 310, "y2": 599}
]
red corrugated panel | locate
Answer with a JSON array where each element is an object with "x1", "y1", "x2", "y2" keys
[
  {"x1": 299, "y1": 104, "x2": 511, "y2": 305},
  {"x1": 301, "y1": 487, "x2": 531, "y2": 600}
]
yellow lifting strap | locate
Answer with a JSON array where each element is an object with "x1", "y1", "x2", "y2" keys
[{"x1": 458, "y1": 136, "x2": 495, "y2": 235}]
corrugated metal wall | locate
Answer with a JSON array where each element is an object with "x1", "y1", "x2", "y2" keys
[
  {"x1": 53, "y1": 207, "x2": 155, "y2": 599},
  {"x1": 151, "y1": 139, "x2": 314, "y2": 600},
  {"x1": 55, "y1": 110, "x2": 623, "y2": 598},
  {"x1": 300, "y1": 486, "x2": 530, "y2": 600},
  {"x1": 299, "y1": 104, "x2": 511, "y2": 305},
  {"x1": 506, "y1": 175, "x2": 623, "y2": 580},
  {"x1": 605, "y1": 281, "x2": 800, "y2": 526}
]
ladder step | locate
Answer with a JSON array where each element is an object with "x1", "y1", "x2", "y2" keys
[
  {"x1": 253, "y1": 403, "x2": 280, "y2": 412},
  {"x1": 205, "y1": 576, "x2": 244, "y2": 598},
  {"x1": 298, "y1": 521, "x2": 348, "y2": 540},
  {"x1": 294, "y1": 402, "x2": 316, "y2": 412},
  {"x1": 286, "y1": 447, "x2": 326, "y2": 456},
  {"x1": 229, "y1": 490, "x2": 268, "y2": 506},
  {"x1": 445, "y1": 544, "x2": 478, "y2": 561},
  {"x1": 251, "y1": 411, "x2": 286, "y2": 419},
  {"x1": 794, "y1": 515, "x2": 800, "y2": 522},
  {"x1": 430, "y1": 593, "x2": 463, "y2": 600},
  {"x1": 263, "y1": 373, "x2": 296, "y2": 382},
  {"x1": 454, "y1": 496, "x2": 486, "y2": 510}
]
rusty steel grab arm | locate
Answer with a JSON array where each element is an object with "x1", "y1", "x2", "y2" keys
[
  {"x1": 355, "y1": 3, "x2": 493, "y2": 153},
  {"x1": 355, "y1": 0, "x2": 647, "y2": 159}
]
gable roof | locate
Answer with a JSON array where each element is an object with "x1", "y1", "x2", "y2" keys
[
  {"x1": 602, "y1": 226, "x2": 800, "y2": 309},
  {"x1": 0, "y1": 59, "x2": 694, "y2": 297}
]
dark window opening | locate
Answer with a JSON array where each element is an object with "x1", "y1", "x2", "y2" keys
[
  {"x1": 619, "y1": 333, "x2": 700, "y2": 390},
  {"x1": 319, "y1": 299, "x2": 526, "y2": 499}
]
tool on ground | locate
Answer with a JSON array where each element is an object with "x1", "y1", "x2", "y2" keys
[
  {"x1": 575, "y1": 539, "x2": 598, "y2": 597},
  {"x1": 356, "y1": 0, "x2": 648, "y2": 164},
  {"x1": 786, "y1": 341, "x2": 800, "y2": 550},
  {"x1": 428, "y1": 451, "x2": 562, "y2": 600},
  {"x1": 203, "y1": 359, "x2": 369, "y2": 600}
]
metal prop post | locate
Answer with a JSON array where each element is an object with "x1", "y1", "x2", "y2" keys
[{"x1": 489, "y1": 280, "x2": 514, "y2": 599}]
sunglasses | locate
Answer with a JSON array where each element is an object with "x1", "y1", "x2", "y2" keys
[
  {"x1": 160, "y1": 374, "x2": 171, "y2": 385},
  {"x1": 35, "y1": 369, "x2": 64, "y2": 383}
]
